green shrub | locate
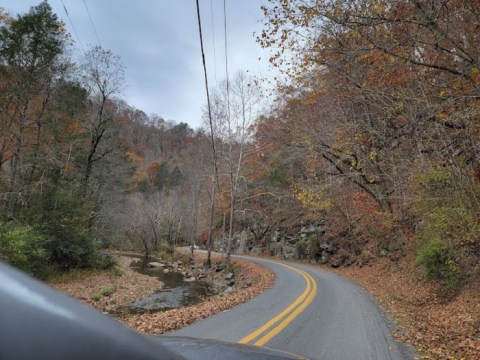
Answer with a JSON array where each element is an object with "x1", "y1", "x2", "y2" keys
[
  {"x1": 92, "y1": 286, "x2": 116, "y2": 302},
  {"x1": 38, "y1": 185, "x2": 98, "y2": 270},
  {"x1": 295, "y1": 239, "x2": 308, "y2": 259},
  {"x1": 413, "y1": 165, "x2": 480, "y2": 289},
  {"x1": 0, "y1": 223, "x2": 50, "y2": 278},
  {"x1": 100, "y1": 286, "x2": 116, "y2": 297},
  {"x1": 307, "y1": 236, "x2": 320, "y2": 258},
  {"x1": 95, "y1": 252, "x2": 117, "y2": 270},
  {"x1": 415, "y1": 237, "x2": 460, "y2": 283}
]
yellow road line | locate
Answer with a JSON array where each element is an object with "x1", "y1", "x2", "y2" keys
[
  {"x1": 238, "y1": 260, "x2": 317, "y2": 346},
  {"x1": 254, "y1": 271, "x2": 317, "y2": 346}
]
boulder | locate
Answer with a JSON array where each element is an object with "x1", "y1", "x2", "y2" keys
[
  {"x1": 183, "y1": 276, "x2": 196, "y2": 282},
  {"x1": 271, "y1": 229, "x2": 281, "y2": 243},
  {"x1": 318, "y1": 251, "x2": 330, "y2": 264},
  {"x1": 147, "y1": 262, "x2": 165, "y2": 268},
  {"x1": 222, "y1": 286, "x2": 235, "y2": 295},
  {"x1": 319, "y1": 242, "x2": 336, "y2": 253},
  {"x1": 225, "y1": 272, "x2": 235, "y2": 286},
  {"x1": 197, "y1": 273, "x2": 206, "y2": 280},
  {"x1": 282, "y1": 245, "x2": 296, "y2": 259},
  {"x1": 250, "y1": 245, "x2": 262, "y2": 255},
  {"x1": 214, "y1": 264, "x2": 224, "y2": 272},
  {"x1": 224, "y1": 272, "x2": 234, "y2": 281}
]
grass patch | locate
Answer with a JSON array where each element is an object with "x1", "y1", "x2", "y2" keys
[
  {"x1": 48, "y1": 268, "x2": 98, "y2": 283},
  {"x1": 92, "y1": 286, "x2": 117, "y2": 301}
]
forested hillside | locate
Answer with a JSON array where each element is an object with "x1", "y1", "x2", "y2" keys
[
  {"x1": 1, "y1": 0, "x2": 479, "y2": 295},
  {"x1": 0, "y1": 2, "x2": 214, "y2": 276},
  {"x1": 251, "y1": 0, "x2": 480, "y2": 291}
]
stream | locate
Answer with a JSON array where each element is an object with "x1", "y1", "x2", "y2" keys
[{"x1": 125, "y1": 256, "x2": 210, "y2": 313}]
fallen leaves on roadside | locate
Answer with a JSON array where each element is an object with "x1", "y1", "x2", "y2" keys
[
  {"x1": 331, "y1": 255, "x2": 480, "y2": 360},
  {"x1": 50, "y1": 256, "x2": 162, "y2": 312},
  {"x1": 120, "y1": 257, "x2": 275, "y2": 335}
]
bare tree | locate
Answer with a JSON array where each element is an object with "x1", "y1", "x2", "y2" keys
[
  {"x1": 80, "y1": 46, "x2": 124, "y2": 187},
  {"x1": 209, "y1": 71, "x2": 262, "y2": 263}
]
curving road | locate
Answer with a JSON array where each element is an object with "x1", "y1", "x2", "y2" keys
[{"x1": 169, "y1": 257, "x2": 415, "y2": 360}]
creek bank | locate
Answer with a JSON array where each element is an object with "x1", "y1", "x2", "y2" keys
[
  {"x1": 51, "y1": 250, "x2": 275, "y2": 335},
  {"x1": 124, "y1": 256, "x2": 212, "y2": 313},
  {"x1": 50, "y1": 255, "x2": 162, "y2": 313},
  {"x1": 119, "y1": 253, "x2": 275, "y2": 334}
]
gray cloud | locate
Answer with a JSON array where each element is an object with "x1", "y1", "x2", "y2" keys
[{"x1": 2, "y1": 0, "x2": 273, "y2": 128}]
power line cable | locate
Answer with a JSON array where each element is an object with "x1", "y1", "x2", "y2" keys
[
  {"x1": 195, "y1": 0, "x2": 219, "y2": 188},
  {"x1": 223, "y1": 0, "x2": 231, "y2": 127},
  {"x1": 210, "y1": 0, "x2": 218, "y2": 85},
  {"x1": 82, "y1": 0, "x2": 101, "y2": 45},
  {"x1": 60, "y1": 0, "x2": 84, "y2": 52}
]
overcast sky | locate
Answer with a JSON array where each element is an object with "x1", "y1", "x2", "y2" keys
[{"x1": 2, "y1": 0, "x2": 274, "y2": 129}]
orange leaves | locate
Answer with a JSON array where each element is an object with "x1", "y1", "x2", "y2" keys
[
  {"x1": 64, "y1": 122, "x2": 85, "y2": 135},
  {"x1": 352, "y1": 192, "x2": 381, "y2": 213},
  {"x1": 125, "y1": 151, "x2": 144, "y2": 164}
]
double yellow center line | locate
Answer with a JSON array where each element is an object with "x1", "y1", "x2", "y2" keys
[{"x1": 238, "y1": 261, "x2": 317, "y2": 346}]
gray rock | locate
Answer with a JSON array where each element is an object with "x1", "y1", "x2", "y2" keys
[
  {"x1": 250, "y1": 245, "x2": 262, "y2": 255},
  {"x1": 222, "y1": 286, "x2": 235, "y2": 295},
  {"x1": 319, "y1": 242, "x2": 336, "y2": 253},
  {"x1": 197, "y1": 273, "x2": 206, "y2": 280},
  {"x1": 163, "y1": 268, "x2": 171, "y2": 274},
  {"x1": 147, "y1": 262, "x2": 165, "y2": 268},
  {"x1": 225, "y1": 272, "x2": 235, "y2": 286},
  {"x1": 318, "y1": 251, "x2": 330, "y2": 264},
  {"x1": 282, "y1": 245, "x2": 296, "y2": 259},
  {"x1": 215, "y1": 264, "x2": 224, "y2": 272},
  {"x1": 271, "y1": 229, "x2": 281, "y2": 243},
  {"x1": 301, "y1": 224, "x2": 317, "y2": 234},
  {"x1": 183, "y1": 276, "x2": 196, "y2": 282},
  {"x1": 224, "y1": 272, "x2": 234, "y2": 281},
  {"x1": 286, "y1": 236, "x2": 299, "y2": 244}
]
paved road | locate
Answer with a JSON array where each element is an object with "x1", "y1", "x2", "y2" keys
[{"x1": 170, "y1": 257, "x2": 414, "y2": 360}]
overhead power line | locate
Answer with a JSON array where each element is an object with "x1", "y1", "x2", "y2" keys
[
  {"x1": 223, "y1": 0, "x2": 231, "y2": 127},
  {"x1": 210, "y1": 0, "x2": 218, "y2": 85},
  {"x1": 195, "y1": 0, "x2": 219, "y2": 187},
  {"x1": 60, "y1": 0, "x2": 84, "y2": 52},
  {"x1": 82, "y1": 0, "x2": 101, "y2": 45}
]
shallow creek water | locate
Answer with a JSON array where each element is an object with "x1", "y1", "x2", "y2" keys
[{"x1": 126, "y1": 256, "x2": 209, "y2": 313}]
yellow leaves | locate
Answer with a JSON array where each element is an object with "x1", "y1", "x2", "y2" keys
[
  {"x1": 439, "y1": 90, "x2": 446, "y2": 97},
  {"x1": 472, "y1": 67, "x2": 480, "y2": 84},
  {"x1": 436, "y1": 111, "x2": 449, "y2": 120},
  {"x1": 295, "y1": 187, "x2": 332, "y2": 212},
  {"x1": 350, "y1": 158, "x2": 362, "y2": 171},
  {"x1": 125, "y1": 151, "x2": 144, "y2": 163}
]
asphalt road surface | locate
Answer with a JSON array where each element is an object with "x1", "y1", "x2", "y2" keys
[{"x1": 170, "y1": 256, "x2": 415, "y2": 360}]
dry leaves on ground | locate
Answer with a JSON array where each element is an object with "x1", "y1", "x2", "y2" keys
[
  {"x1": 120, "y1": 257, "x2": 275, "y2": 334},
  {"x1": 331, "y1": 256, "x2": 480, "y2": 360},
  {"x1": 50, "y1": 256, "x2": 163, "y2": 312}
]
